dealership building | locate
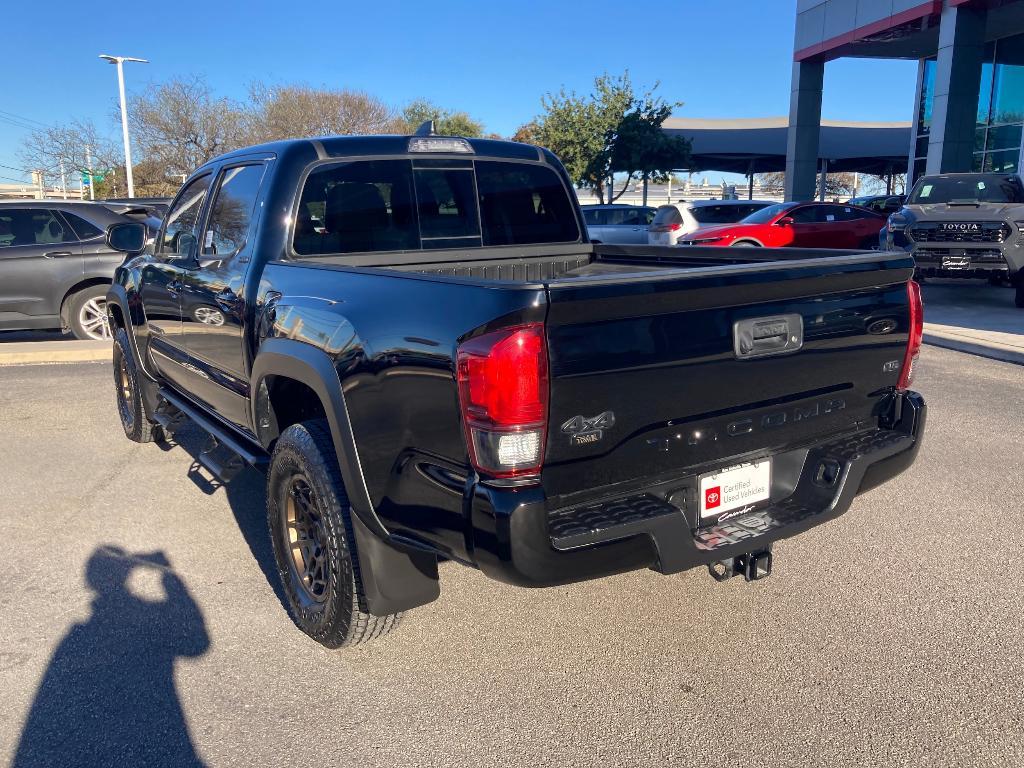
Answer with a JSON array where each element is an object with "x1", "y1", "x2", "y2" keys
[{"x1": 787, "y1": 0, "x2": 1024, "y2": 200}]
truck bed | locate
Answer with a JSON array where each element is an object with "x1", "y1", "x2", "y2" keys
[{"x1": 305, "y1": 243, "x2": 888, "y2": 284}]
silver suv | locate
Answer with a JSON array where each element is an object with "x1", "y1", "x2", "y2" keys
[{"x1": 581, "y1": 204, "x2": 656, "y2": 244}]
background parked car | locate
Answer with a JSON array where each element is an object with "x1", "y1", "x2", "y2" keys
[
  {"x1": 848, "y1": 194, "x2": 906, "y2": 215},
  {"x1": 676, "y1": 201, "x2": 886, "y2": 248},
  {"x1": 648, "y1": 200, "x2": 773, "y2": 245},
  {"x1": 581, "y1": 204, "x2": 656, "y2": 244},
  {"x1": 0, "y1": 201, "x2": 139, "y2": 340}
]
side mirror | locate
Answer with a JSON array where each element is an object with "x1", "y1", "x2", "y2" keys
[
  {"x1": 776, "y1": 216, "x2": 794, "y2": 227},
  {"x1": 106, "y1": 222, "x2": 147, "y2": 254}
]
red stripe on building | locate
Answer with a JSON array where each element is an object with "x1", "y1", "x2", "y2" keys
[{"x1": 794, "y1": 0, "x2": 942, "y2": 62}]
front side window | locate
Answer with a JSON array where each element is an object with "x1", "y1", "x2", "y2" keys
[
  {"x1": 789, "y1": 205, "x2": 823, "y2": 224},
  {"x1": 160, "y1": 174, "x2": 211, "y2": 256},
  {"x1": 0, "y1": 209, "x2": 73, "y2": 247},
  {"x1": 203, "y1": 164, "x2": 266, "y2": 258},
  {"x1": 293, "y1": 158, "x2": 579, "y2": 255}
]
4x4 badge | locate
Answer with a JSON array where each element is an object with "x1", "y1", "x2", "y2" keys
[{"x1": 561, "y1": 411, "x2": 615, "y2": 446}]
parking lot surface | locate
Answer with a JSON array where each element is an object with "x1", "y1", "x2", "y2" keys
[{"x1": 1, "y1": 347, "x2": 1022, "y2": 767}]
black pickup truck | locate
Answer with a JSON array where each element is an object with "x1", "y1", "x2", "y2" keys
[{"x1": 105, "y1": 129, "x2": 926, "y2": 648}]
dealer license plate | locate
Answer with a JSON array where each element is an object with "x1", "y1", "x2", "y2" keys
[
  {"x1": 941, "y1": 255, "x2": 971, "y2": 270},
  {"x1": 699, "y1": 460, "x2": 771, "y2": 519}
]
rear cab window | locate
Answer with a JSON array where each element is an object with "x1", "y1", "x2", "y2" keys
[{"x1": 293, "y1": 158, "x2": 580, "y2": 256}]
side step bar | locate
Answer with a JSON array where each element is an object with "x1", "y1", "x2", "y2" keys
[{"x1": 159, "y1": 388, "x2": 269, "y2": 478}]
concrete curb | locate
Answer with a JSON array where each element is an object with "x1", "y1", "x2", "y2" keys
[
  {"x1": 923, "y1": 332, "x2": 1024, "y2": 366},
  {"x1": 0, "y1": 341, "x2": 111, "y2": 366}
]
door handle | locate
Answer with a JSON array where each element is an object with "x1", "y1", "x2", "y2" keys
[
  {"x1": 214, "y1": 287, "x2": 238, "y2": 309},
  {"x1": 43, "y1": 251, "x2": 72, "y2": 259}
]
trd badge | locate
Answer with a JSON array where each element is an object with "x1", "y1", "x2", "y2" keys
[{"x1": 561, "y1": 411, "x2": 615, "y2": 446}]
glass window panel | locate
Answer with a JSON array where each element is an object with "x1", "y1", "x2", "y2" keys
[
  {"x1": 916, "y1": 136, "x2": 930, "y2": 157},
  {"x1": 987, "y1": 123, "x2": 1022, "y2": 151},
  {"x1": 992, "y1": 34, "x2": 1024, "y2": 125},
  {"x1": 975, "y1": 127, "x2": 988, "y2": 153},
  {"x1": 918, "y1": 59, "x2": 936, "y2": 133},
  {"x1": 983, "y1": 149, "x2": 1020, "y2": 173}
]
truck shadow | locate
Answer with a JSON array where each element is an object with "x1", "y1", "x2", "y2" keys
[
  {"x1": 13, "y1": 546, "x2": 209, "y2": 768},
  {"x1": 157, "y1": 423, "x2": 287, "y2": 611}
]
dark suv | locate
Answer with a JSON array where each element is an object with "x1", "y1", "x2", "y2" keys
[
  {"x1": 885, "y1": 173, "x2": 1024, "y2": 307},
  {"x1": 0, "y1": 201, "x2": 148, "y2": 339}
]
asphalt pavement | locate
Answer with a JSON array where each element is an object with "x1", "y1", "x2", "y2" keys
[{"x1": 1, "y1": 348, "x2": 1022, "y2": 767}]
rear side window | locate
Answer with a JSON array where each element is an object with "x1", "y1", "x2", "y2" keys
[
  {"x1": 652, "y1": 206, "x2": 683, "y2": 226},
  {"x1": 293, "y1": 159, "x2": 579, "y2": 256},
  {"x1": 203, "y1": 164, "x2": 266, "y2": 257},
  {"x1": 62, "y1": 211, "x2": 103, "y2": 240},
  {"x1": 0, "y1": 209, "x2": 74, "y2": 246},
  {"x1": 582, "y1": 209, "x2": 601, "y2": 225}
]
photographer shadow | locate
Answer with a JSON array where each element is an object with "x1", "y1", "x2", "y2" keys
[{"x1": 13, "y1": 546, "x2": 209, "y2": 768}]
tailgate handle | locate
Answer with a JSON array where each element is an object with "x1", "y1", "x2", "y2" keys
[{"x1": 734, "y1": 314, "x2": 803, "y2": 359}]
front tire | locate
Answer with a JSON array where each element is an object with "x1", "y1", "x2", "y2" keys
[
  {"x1": 267, "y1": 420, "x2": 402, "y2": 647},
  {"x1": 68, "y1": 284, "x2": 113, "y2": 340},
  {"x1": 113, "y1": 328, "x2": 162, "y2": 443},
  {"x1": 731, "y1": 240, "x2": 759, "y2": 247}
]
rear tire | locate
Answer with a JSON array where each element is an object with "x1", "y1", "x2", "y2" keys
[
  {"x1": 267, "y1": 420, "x2": 402, "y2": 647},
  {"x1": 113, "y1": 328, "x2": 162, "y2": 443},
  {"x1": 68, "y1": 284, "x2": 113, "y2": 341}
]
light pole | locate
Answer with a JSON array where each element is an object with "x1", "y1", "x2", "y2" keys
[{"x1": 99, "y1": 54, "x2": 148, "y2": 198}]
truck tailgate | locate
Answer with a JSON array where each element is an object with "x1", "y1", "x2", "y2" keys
[{"x1": 541, "y1": 251, "x2": 916, "y2": 504}]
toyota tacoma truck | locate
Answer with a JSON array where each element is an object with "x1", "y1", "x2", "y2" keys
[
  {"x1": 104, "y1": 127, "x2": 926, "y2": 648},
  {"x1": 885, "y1": 171, "x2": 1024, "y2": 307}
]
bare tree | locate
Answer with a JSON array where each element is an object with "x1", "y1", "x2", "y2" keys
[
  {"x1": 247, "y1": 84, "x2": 395, "y2": 142},
  {"x1": 129, "y1": 76, "x2": 249, "y2": 180},
  {"x1": 754, "y1": 171, "x2": 859, "y2": 200},
  {"x1": 19, "y1": 119, "x2": 120, "y2": 190}
]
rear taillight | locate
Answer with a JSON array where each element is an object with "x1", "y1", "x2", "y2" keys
[
  {"x1": 651, "y1": 223, "x2": 681, "y2": 233},
  {"x1": 457, "y1": 323, "x2": 549, "y2": 479},
  {"x1": 897, "y1": 280, "x2": 924, "y2": 390}
]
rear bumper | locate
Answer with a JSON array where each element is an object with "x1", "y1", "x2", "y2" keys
[{"x1": 470, "y1": 391, "x2": 926, "y2": 587}]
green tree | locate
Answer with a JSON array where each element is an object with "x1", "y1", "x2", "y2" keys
[
  {"x1": 534, "y1": 73, "x2": 687, "y2": 203},
  {"x1": 396, "y1": 99, "x2": 485, "y2": 137},
  {"x1": 535, "y1": 73, "x2": 633, "y2": 201},
  {"x1": 608, "y1": 89, "x2": 690, "y2": 204}
]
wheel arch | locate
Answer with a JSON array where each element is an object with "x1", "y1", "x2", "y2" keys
[
  {"x1": 59, "y1": 277, "x2": 112, "y2": 329},
  {"x1": 731, "y1": 238, "x2": 764, "y2": 247},
  {"x1": 251, "y1": 337, "x2": 440, "y2": 616}
]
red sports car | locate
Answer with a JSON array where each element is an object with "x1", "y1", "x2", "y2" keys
[{"x1": 678, "y1": 201, "x2": 886, "y2": 249}]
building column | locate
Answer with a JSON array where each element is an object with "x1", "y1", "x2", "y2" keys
[
  {"x1": 926, "y1": 2, "x2": 986, "y2": 174},
  {"x1": 785, "y1": 59, "x2": 824, "y2": 202}
]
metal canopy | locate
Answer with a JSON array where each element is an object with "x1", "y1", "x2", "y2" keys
[{"x1": 662, "y1": 117, "x2": 912, "y2": 175}]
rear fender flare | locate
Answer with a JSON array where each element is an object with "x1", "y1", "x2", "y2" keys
[{"x1": 250, "y1": 337, "x2": 439, "y2": 615}]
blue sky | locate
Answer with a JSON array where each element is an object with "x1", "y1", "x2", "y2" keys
[{"x1": 1, "y1": 0, "x2": 918, "y2": 187}]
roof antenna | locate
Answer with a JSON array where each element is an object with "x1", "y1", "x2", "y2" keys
[{"x1": 414, "y1": 120, "x2": 436, "y2": 137}]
